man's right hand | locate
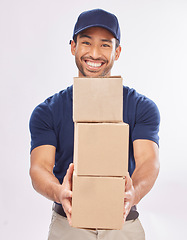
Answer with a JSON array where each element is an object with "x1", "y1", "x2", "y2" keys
[
  {"x1": 30, "y1": 145, "x2": 74, "y2": 226},
  {"x1": 59, "y1": 163, "x2": 74, "y2": 226}
]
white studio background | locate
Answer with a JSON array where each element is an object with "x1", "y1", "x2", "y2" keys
[{"x1": 0, "y1": 0, "x2": 186, "y2": 239}]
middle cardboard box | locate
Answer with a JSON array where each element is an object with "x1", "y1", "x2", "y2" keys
[{"x1": 73, "y1": 122, "x2": 129, "y2": 177}]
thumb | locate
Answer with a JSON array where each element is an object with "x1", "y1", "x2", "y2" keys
[
  {"x1": 125, "y1": 172, "x2": 132, "y2": 191},
  {"x1": 65, "y1": 163, "x2": 74, "y2": 182}
]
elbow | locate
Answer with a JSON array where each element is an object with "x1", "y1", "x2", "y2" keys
[
  {"x1": 156, "y1": 157, "x2": 160, "y2": 177},
  {"x1": 29, "y1": 165, "x2": 34, "y2": 182},
  {"x1": 29, "y1": 165, "x2": 38, "y2": 191},
  {"x1": 152, "y1": 154, "x2": 160, "y2": 181}
]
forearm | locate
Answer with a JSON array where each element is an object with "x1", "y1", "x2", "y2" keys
[
  {"x1": 131, "y1": 159, "x2": 160, "y2": 205},
  {"x1": 30, "y1": 145, "x2": 62, "y2": 203},
  {"x1": 30, "y1": 165, "x2": 61, "y2": 203},
  {"x1": 131, "y1": 139, "x2": 160, "y2": 205},
  {"x1": 29, "y1": 146, "x2": 74, "y2": 225}
]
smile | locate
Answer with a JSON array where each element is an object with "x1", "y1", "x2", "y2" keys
[
  {"x1": 85, "y1": 60, "x2": 104, "y2": 70},
  {"x1": 86, "y1": 61, "x2": 102, "y2": 68}
]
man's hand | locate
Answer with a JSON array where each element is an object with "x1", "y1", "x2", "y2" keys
[
  {"x1": 123, "y1": 140, "x2": 159, "y2": 222},
  {"x1": 59, "y1": 163, "x2": 74, "y2": 225},
  {"x1": 30, "y1": 146, "x2": 75, "y2": 226},
  {"x1": 123, "y1": 173, "x2": 135, "y2": 221}
]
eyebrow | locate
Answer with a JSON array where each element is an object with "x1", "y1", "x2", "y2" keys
[
  {"x1": 79, "y1": 34, "x2": 113, "y2": 43},
  {"x1": 101, "y1": 39, "x2": 112, "y2": 43},
  {"x1": 79, "y1": 34, "x2": 92, "y2": 39}
]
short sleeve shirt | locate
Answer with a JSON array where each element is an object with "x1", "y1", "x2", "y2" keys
[{"x1": 29, "y1": 85, "x2": 160, "y2": 182}]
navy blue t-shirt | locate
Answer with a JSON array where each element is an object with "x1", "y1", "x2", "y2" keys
[{"x1": 29, "y1": 85, "x2": 160, "y2": 183}]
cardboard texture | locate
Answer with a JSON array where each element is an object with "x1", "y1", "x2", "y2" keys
[
  {"x1": 73, "y1": 77, "x2": 123, "y2": 122},
  {"x1": 71, "y1": 173, "x2": 125, "y2": 230},
  {"x1": 74, "y1": 122, "x2": 129, "y2": 176},
  {"x1": 72, "y1": 76, "x2": 128, "y2": 230}
]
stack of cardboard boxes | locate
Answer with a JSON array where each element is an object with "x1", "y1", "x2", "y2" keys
[{"x1": 72, "y1": 77, "x2": 129, "y2": 230}]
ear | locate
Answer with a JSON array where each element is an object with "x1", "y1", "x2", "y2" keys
[
  {"x1": 115, "y1": 45, "x2": 121, "y2": 61},
  {"x1": 71, "y1": 40, "x2": 76, "y2": 56}
]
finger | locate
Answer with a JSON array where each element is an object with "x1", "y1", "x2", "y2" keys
[
  {"x1": 65, "y1": 163, "x2": 74, "y2": 182},
  {"x1": 67, "y1": 163, "x2": 74, "y2": 178},
  {"x1": 125, "y1": 176, "x2": 133, "y2": 192},
  {"x1": 124, "y1": 191, "x2": 132, "y2": 200},
  {"x1": 123, "y1": 206, "x2": 131, "y2": 221},
  {"x1": 66, "y1": 212, "x2": 72, "y2": 226},
  {"x1": 63, "y1": 164, "x2": 74, "y2": 189},
  {"x1": 125, "y1": 173, "x2": 131, "y2": 186},
  {"x1": 123, "y1": 212, "x2": 128, "y2": 222},
  {"x1": 63, "y1": 189, "x2": 72, "y2": 199},
  {"x1": 63, "y1": 200, "x2": 72, "y2": 216},
  {"x1": 123, "y1": 208, "x2": 128, "y2": 222},
  {"x1": 124, "y1": 201, "x2": 130, "y2": 211}
]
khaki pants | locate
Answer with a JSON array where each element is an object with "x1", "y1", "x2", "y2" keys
[{"x1": 48, "y1": 211, "x2": 145, "y2": 240}]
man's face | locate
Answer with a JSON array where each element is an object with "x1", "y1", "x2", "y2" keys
[{"x1": 71, "y1": 27, "x2": 121, "y2": 77}]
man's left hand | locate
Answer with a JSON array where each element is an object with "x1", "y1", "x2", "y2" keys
[{"x1": 123, "y1": 173, "x2": 135, "y2": 221}]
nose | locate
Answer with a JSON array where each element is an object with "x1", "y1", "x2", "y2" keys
[{"x1": 89, "y1": 44, "x2": 102, "y2": 59}]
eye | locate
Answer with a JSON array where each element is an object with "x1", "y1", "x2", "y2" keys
[
  {"x1": 102, "y1": 44, "x2": 111, "y2": 48},
  {"x1": 82, "y1": 41, "x2": 91, "y2": 46}
]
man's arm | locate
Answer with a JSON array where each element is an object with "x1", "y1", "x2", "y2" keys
[
  {"x1": 124, "y1": 139, "x2": 160, "y2": 220},
  {"x1": 29, "y1": 145, "x2": 74, "y2": 225}
]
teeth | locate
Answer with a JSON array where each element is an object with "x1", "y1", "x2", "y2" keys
[{"x1": 86, "y1": 61, "x2": 102, "y2": 67}]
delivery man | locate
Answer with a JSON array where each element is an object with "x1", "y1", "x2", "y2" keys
[{"x1": 29, "y1": 8, "x2": 160, "y2": 240}]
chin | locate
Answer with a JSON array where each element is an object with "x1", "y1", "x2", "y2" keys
[{"x1": 84, "y1": 70, "x2": 110, "y2": 78}]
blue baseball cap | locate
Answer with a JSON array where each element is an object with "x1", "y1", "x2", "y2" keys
[{"x1": 72, "y1": 9, "x2": 121, "y2": 43}]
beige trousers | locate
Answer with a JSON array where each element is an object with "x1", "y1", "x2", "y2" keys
[{"x1": 48, "y1": 211, "x2": 145, "y2": 240}]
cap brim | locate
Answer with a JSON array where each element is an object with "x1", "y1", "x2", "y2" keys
[{"x1": 73, "y1": 24, "x2": 119, "y2": 42}]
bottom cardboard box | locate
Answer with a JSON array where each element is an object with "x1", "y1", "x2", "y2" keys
[{"x1": 71, "y1": 173, "x2": 125, "y2": 230}]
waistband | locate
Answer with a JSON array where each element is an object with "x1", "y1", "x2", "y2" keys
[{"x1": 53, "y1": 203, "x2": 139, "y2": 221}]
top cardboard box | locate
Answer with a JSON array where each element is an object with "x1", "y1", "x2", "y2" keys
[{"x1": 73, "y1": 77, "x2": 123, "y2": 122}]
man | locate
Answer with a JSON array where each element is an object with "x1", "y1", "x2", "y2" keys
[{"x1": 29, "y1": 9, "x2": 160, "y2": 240}]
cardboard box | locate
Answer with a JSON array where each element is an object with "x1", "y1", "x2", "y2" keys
[
  {"x1": 72, "y1": 173, "x2": 125, "y2": 229},
  {"x1": 73, "y1": 77, "x2": 123, "y2": 122},
  {"x1": 74, "y1": 122, "x2": 129, "y2": 176}
]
